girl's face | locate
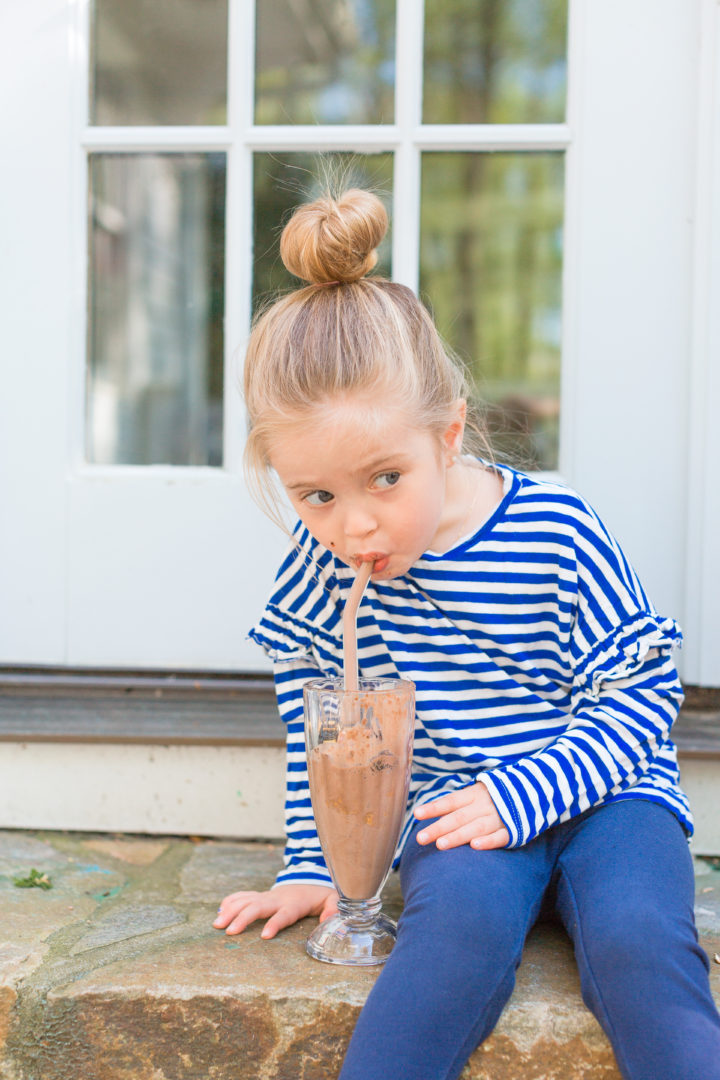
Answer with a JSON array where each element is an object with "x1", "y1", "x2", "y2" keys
[{"x1": 268, "y1": 396, "x2": 466, "y2": 580}]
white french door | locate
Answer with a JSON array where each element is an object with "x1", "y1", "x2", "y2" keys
[{"x1": 1, "y1": 0, "x2": 717, "y2": 682}]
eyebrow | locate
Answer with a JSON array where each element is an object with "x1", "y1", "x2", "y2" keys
[{"x1": 284, "y1": 453, "x2": 411, "y2": 492}]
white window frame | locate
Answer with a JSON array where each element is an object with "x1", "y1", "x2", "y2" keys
[
  {"x1": 74, "y1": 0, "x2": 573, "y2": 477},
  {"x1": 683, "y1": 0, "x2": 720, "y2": 685}
]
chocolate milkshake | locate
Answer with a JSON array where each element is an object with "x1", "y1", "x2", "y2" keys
[
  {"x1": 303, "y1": 676, "x2": 415, "y2": 965},
  {"x1": 307, "y1": 689, "x2": 414, "y2": 900}
]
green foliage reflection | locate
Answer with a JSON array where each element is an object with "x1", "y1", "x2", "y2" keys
[{"x1": 421, "y1": 153, "x2": 564, "y2": 470}]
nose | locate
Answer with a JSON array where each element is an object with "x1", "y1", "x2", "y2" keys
[{"x1": 342, "y1": 502, "x2": 378, "y2": 541}]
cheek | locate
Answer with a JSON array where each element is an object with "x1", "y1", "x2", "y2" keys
[
  {"x1": 297, "y1": 508, "x2": 335, "y2": 547},
  {"x1": 395, "y1": 482, "x2": 444, "y2": 541}
]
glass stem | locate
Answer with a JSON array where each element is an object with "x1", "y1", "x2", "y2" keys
[{"x1": 336, "y1": 895, "x2": 382, "y2": 928}]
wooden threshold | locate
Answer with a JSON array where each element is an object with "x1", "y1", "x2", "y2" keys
[
  {"x1": 0, "y1": 666, "x2": 282, "y2": 746},
  {"x1": 0, "y1": 667, "x2": 717, "y2": 755}
]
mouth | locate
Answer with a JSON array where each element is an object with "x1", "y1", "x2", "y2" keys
[{"x1": 354, "y1": 553, "x2": 390, "y2": 574}]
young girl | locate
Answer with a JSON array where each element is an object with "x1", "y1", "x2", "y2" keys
[{"x1": 214, "y1": 188, "x2": 720, "y2": 1080}]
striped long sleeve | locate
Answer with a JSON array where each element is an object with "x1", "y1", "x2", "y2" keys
[
  {"x1": 272, "y1": 658, "x2": 334, "y2": 887},
  {"x1": 478, "y1": 622, "x2": 684, "y2": 846}
]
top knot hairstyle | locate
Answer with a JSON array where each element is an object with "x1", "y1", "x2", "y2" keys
[
  {"x1": 243, "y1": 188, "x2": 488, "y2": 519},
  {"x1": 280, "y1": 188, "x2": 388, "y2": 285}
]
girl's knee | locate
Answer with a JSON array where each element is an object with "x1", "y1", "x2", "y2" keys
[
  {"x1": 578, "y1": 899, "x2": 699, "y2": 976},
  {"x1": 401, "y1": 867, "x2": 534, "y2": 952}
]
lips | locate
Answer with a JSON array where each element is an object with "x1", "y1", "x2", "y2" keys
[{"x1": 356, "y1": 553, "x2": 390, "y2": 573}]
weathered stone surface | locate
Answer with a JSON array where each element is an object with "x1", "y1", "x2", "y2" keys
[
  {"x1": 70, "y1": 904, "x2": 186, "y2": 955},
  {"x1": 0, "y1": 831, "x2": 718, "y2": 1080},
  {"x1": 82, "y1": 837, "x2": 168, "y2": 866},
  {"x1": 179, "y1": 840, "x2": 284, "y2": 901},
  {"x1": 20, "y1": 996, "x2": 278, "y2": 1080},
  {"x1": 0, "y1": 880, "x2": 98, "y2": 985},
  {"x1": 48, "y1": 921, "x2": 378, "y2": 1003},
  {"x1": 466, "y1": 1032, "x2": 620, "y2": 1079},
  {"x1": 0, "y1": 833, "x2": 65, "y2": 873},
  {"x1": 271, "y1": 1001, "x2": 361, "y2": 1080},
  {"x1": 0, "y1": 988, "x2": 16, "y2": 1053},
  {"x1": 179, "y1": 839, "x2": 404, "y2": 917}
]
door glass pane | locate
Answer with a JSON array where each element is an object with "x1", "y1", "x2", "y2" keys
[
  {"x1": 253, "y1": 153, "x2": 393, "y2": 307},
  {"x1": 87, "y1": 154, "x2": 225, "y2": 466},
  {"x1": 255, "y1": 0, "x2": 395, "y2": 125},
  {"x1": 90, "y1": 0, "x2": 228, "y2": 125},
  {"x1": 421, "y1": 152, "x2": 564, "y2": 470},
  {"x1": 423, "y1": 0, "x2": 568, "y2": 124}
]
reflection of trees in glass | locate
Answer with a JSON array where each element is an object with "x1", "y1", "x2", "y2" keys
[
  {"x1": 423, "y1": 0, "x2": 567, "y2": 124},
  {"x1": 92, "y1": 0, "x2": 228, "y2": 125},
  {"x1": 252, "y1": 153, "x2": 394, "y2": 310},
  {"x1": 255, "y1": 0, "x2": 396, "y2": 125},
  {"x1": 421, "y1": 153, "x2": 564, "y2": 470},
  {"x1": 88, "y1": 154, "x2": 225, "y2": 466}
]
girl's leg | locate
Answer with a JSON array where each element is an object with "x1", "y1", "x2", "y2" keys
[
  {"x1": 554, "y1": 799, "x2": 720, "y2": 1080},
  {"x1": 339, "y1": 818, "x2": 553, "y2": 1080}
]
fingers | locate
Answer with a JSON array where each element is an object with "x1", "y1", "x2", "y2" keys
[
  {"x1": 428, "y1": 819, "x2": 486, "y2": 850},
  {"x1": 213, "y1": 891, "x2": 251, "y2": 928},
  {"x1": 213, "y1": 885, "x2": 339, "y2": 940},
  {"x1": 417, "y1": 817, "x2": 510, "y2": 851},
  {"x1": 262, "y1": 889, "x2": 338, "y2": 938},
  {"x1": 319, "y1": 894, "x2": 339, "y2": 923},
  {"x1": 414, "y1": 789, "x2": 470, "y2": 820},
  {"x1": 415, "y1": 801, "x2": 478, "y2": 846},
  {"x1": 414, "y1": 789, "x2": 510, "y2": 851},
  {"x1": 214, "y1": 892, "x2": 274, "y2": 936},
  {"x1": 261, "y1": 905, "x2": 302, "y2": 940},
  {"x1": 471, "y1": 828, "x2": 511, "y2": 850}
]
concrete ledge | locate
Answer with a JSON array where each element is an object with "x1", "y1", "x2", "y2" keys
[{"x1": 1, "y1": 831, "x2": 719, "y2": 1079}]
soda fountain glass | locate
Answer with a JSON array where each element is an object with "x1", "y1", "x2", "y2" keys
[{"x1": 303, "y1": 677, "x2": 415, "y2": 966}]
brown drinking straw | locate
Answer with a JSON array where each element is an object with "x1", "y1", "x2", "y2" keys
[{"x1": 342, "y1": 561, "x2": 374, "y2": 692}]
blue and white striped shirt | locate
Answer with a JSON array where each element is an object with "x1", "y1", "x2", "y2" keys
[{"x1": 249, "y1": 464, "x2": 691, "y2": 888}]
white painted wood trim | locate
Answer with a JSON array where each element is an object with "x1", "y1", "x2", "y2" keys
[
  {"x1": 558, "y1": 0, "x2": 584, "y2": 478},
  {"x1": 82, "y1": 126, "x2": 233, "y2": 150},
  {"x1": 223, "y1": 0, "x2": 256, "y2": 474},
  {"x1": 71, "y1": 465, "x2": 239, "y2": 483},
  {"x1": 392, "y1": 0, "x2": 424, "y2": 291},
  {"x1": 684, "y1": 0, "x2": 720, "y2": 685},
  {"x1": 409, "y1": 124, "x2": 571, "y2": 150},
  {"x1": 82, "y1": 125, "x2": 571, "y2": 153},
  {"x1": 68, "y1": 0, "x2": 91, "y2": 473},
  {"x1": 0, "y1": 741, "x2": 714, "y2": 851}
]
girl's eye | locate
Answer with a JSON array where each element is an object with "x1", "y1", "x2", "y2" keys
[
  {"x1": 304, "y1": 490, "x2": 334, "y2": 507},
  {"x1": 374, "y1": 471, "x2": 400, "y2": 490}
]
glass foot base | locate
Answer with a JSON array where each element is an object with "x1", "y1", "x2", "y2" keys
[{"x1": 306, "y1": 911, "x2": 398, "y2": 966}]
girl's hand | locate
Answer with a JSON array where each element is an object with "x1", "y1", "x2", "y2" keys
[
  {"x1": 213, "y1": 883, "x2": 339, "y2": 940},
  {"x1": 414, "y1": 782, "x2": 510, "y2": 851}
]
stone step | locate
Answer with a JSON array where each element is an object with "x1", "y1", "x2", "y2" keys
[{"x1": 1, "y1": 830, "x2": 718, "y2": 1080}]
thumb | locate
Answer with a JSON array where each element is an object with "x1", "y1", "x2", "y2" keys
[{"x1": 319, "y1": 892, "x2": 340, "y2": 923}]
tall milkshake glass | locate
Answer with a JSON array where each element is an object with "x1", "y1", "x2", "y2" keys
[{"x1": 303, "y1": 677, "x2": 415, "y2": 966}]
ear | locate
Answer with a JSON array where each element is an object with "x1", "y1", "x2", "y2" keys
[{"x1": 441, "y1": 399, "x2": 467, "y2": 465}]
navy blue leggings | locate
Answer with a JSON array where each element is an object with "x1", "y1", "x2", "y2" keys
[{"x1": 339, "y1": 800, "x2": 720, "y2": 1080}]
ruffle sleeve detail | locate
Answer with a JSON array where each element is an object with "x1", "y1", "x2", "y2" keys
[
  {"x1": 248, "y1": 602, "x2": 315, "y2": 664},
  {"x1": 572, "y1": 613, "x2": 683, "y2": 706},
  {"x1": 247, "y1": 523, "x2": 344, "y2": 669}
]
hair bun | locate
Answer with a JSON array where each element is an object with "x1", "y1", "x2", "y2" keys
[{"x1": 279, "y1": 189, "x2": 388, "y2": 285}]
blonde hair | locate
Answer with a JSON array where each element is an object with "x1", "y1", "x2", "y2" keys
[{"x1": 243, "y1": 188, "x2": 490, "y2": 518}]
